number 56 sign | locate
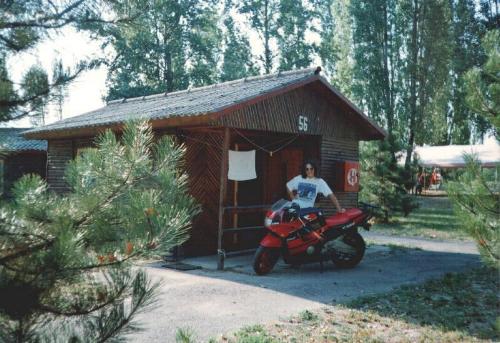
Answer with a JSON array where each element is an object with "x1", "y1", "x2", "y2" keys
[{"x1": 298, "y1": 115, "x2": 309, "y2": 132}]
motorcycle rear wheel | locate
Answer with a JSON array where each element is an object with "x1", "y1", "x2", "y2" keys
[
  {"x1": 331, "y1": 232, "x2": 365, "y2": 268},
  {"x1": 253, "y1": 246, "x2": 280, "y2": 275}
]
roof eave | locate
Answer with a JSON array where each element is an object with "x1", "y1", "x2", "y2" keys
[{"x1": 23, "y1": 113, "x2": 216, "y2": 140}]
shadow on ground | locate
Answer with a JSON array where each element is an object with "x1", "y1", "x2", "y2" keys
[
  {"x1": 131, "y1": 240, "x2": 482, "y2": 342},
  {"x1": 154, "y1": 244, "x2": 482, "y2": 305}
]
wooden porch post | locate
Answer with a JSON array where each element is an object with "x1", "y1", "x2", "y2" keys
[{"x1": 217, "y1": 127, "x2": 230, "y2": 270}]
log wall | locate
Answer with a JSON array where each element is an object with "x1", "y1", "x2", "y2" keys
[
  {"x1": 178, "y1": 130, "x2": 223, "y2": 255},
  {"x1": 47, "y1": 140, "x2": 73, "y2": 193}
]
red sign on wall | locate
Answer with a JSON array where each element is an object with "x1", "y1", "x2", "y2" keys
[
  {"x1": 343, "y1": 161, "x2": 360, "y2": 192},
  {"x1": 332, "y1": 161, "x2": 360, "y2": 192}
]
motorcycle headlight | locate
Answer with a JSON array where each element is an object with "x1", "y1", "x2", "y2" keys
[{"x1": 264, "y1": 217, "x2": 273, "y2": 228}]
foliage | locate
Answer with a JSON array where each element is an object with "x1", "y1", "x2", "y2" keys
[
  {"x1": 0, "y1": 0, "x2": 130, "y2": 122},
  {"x1": 464, "y1": 29, "x2": 500, "y2": 140},
  {"x1": 21, "y1": 66, "x2": 49, "y2": 126},
  {"x1": 102, "y1": 0, "x2": 222, "y2": 100},
  {"x1": 0, "y1": 122, "x2": 199, "y2": 341},
  {"x1": 220, "y1": 13, "x2": 259, "y2": 82},
  {"x1": 326, "y1": 0, "x2": 355, "y2": 98},
  {"x1": 239, "y1": 0, "x2": 280, "y2": 74},
  {"x1": 360, "y1": 140, "x2": 418, "y2": 222},
  {"x1": 276, "y1": 0, "x2": 315, "y2": 71},
  {"x1": 447, "y1": 0, "x2": 486, "y2": 144},
  {"x1": 51, "y1": 59, "x2": 70, "y2": 121},
  {"x1": 176, "y1": 327, "x2": 197, "y2": 343},
  {"x1": 447, "y1": 155, "x2": 499, "y2": 268},
  {"x1": 350, "y1": 0, "x2": 494, "y2": 166},
  {"x1": 232, "y1": 325, "x2": 277, "y2": 343}
]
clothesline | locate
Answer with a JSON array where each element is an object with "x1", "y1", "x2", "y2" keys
[{"x1": 178, "y1": 129, "x2": 300, "y2": 156}]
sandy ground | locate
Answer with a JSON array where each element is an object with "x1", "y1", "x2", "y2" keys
[{"x1": 126, "y1": 233, "x2": 480, "y2": 342}]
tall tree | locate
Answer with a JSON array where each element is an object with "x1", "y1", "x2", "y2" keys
[
  {"x1": 104, "y1": 0, "x2": 222, "y2": 101},
  {"x1": 447, "y1": 0, "x2": 485, "y2": 144},
  {"x1": 51, "y1": 59, "x2": 70, "y2": 121},
  {"x1": 240, "y1": 0, "x2": 280, "y2": 74},
  {"x1": 277, "y1": 0, "x2": 315, "y2": 70},
  {"x1": 315, "y1": 0, "x2": 336, "y2": 78},
  {"x1": 464, "y1": 29, "x2": 499, "y2": 139},
  {"x1": 351, "y1": 0, "x2": 399, "y2": 156},
  {"x1": 21, "y1": 66, "x2": 49, "y2": 126},
  {"x1": 329, "y1": 0, "x2": 355, "y2": 98},
  {"x1": 399, "y1": 0, "x2": 452, "y2": 167},
  {"x1": 221, "y1": 15, "x2": 259, "y2": 81},
  {"x1": 187, "y1": 6, "x2": 223, "y2": 87}
]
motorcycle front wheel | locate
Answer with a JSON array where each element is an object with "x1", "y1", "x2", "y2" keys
[
  {"x1": 253, "y1": 246, "x2": 280, "y2": 275},
  {"x1": 331, "y1": 232, "x2": 365, "y2": 268}
]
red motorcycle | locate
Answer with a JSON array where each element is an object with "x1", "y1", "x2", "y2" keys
[{"x1": 253, "y1": 200, "x2": 375, "y2": 275}]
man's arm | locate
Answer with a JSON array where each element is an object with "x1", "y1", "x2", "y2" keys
[
  {"x1": 287, "y1": 187, "x2": 296, "y2": 201},
  {"x1": 328, "y1": 193, "x2": 345, "y2": 213}
]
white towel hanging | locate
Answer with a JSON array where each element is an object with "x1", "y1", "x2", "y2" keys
[{"x1": 228, "y1": 150, "x2": 257, "y2": 181}]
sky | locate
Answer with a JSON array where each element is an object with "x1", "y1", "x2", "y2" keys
[{"x1": 6, "y1": 28, "x2": 108, "y2": 128}]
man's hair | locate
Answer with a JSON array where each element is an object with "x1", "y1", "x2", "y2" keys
[{"x1": 301, "y1": 160, "x2": 319, "y2": 178}]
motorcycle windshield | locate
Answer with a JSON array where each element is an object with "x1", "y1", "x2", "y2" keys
[{"x1": 271, "y1": 199, "x2": 292, "y2": 212}]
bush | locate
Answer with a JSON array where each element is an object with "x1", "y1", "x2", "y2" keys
[{"x1": 359, "y1": 140, "x2": 418, "y2": 222}]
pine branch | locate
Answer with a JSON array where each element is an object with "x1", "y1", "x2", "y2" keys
[{"x1": 0, "y1": 239, "x2": 54, "y2": 265}]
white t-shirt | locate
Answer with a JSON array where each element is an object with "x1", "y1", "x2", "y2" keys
[{"x1": 286, "y1": 175, "x2": 333, "y2": 209}]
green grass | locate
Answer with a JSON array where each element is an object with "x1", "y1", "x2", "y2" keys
[
  {"x1": 373, "y1": 196, "x2": 471, "y2": 240},
  {"x1": 230, "y1": 325, "x2": 278, "y2": 343},
  {"x1": 175, "y1": 327, "x2": 196, "y2": 343},
  {"x1": 348, "y1": 266, "x2": 499, "y2": 340},
  {"x1": 220, "y1": 267, "x2": 499, "y2": 342}
]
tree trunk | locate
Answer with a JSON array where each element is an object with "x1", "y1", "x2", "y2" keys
[
  {"x1": 264, "y1": 0, "x2": 272, "y2": 74},
  {"x1": 405, "y1": 0, "x2": 420, "y2": 169}
]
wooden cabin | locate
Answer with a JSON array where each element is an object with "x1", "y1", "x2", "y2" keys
[
  {"x1": 0, "y1": 128, "x2": 47, "y2": 198},
  {"x1": 24, "y1": 67, "x2": 385, "y2": 256}
]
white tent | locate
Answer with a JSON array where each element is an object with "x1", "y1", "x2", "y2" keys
[{"x1": 409, "y1": 143, "x2": 500, "y2": 168}]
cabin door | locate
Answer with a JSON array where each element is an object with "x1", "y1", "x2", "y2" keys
[{"x1": 264, "y1": 148, "x2": 304, "y2": 204}]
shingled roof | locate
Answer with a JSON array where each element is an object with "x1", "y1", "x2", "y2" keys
[
  {"x1": 24, "y1": 67, "x2": 385, "y2": 139},
  {"x1": 0, "y1": 128, "x2": 47, "y2": 152}
]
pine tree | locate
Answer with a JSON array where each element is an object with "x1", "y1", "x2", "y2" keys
[
  {"x1": 447, "y1": 155, "x2": 499, "y2": 268},
  {"x1": 359, "y1": 141, "x2": 418, "y2": 222},
  {"x1": 0, "y1": 122, "x2": 199, "y2": 341},
  {"x1": 447, "y1": 29, "x2": 499, "y2": 268}
]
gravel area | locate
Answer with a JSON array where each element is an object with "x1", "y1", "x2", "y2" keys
[{"x1": 127, "y1": 234, "x2": 481, "y2": 342}]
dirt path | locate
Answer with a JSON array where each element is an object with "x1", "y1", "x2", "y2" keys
[{"x1": 127, "y1": 235, "x2": 480, "y2": 342}]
